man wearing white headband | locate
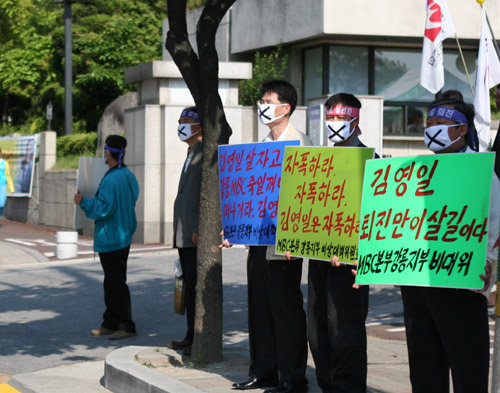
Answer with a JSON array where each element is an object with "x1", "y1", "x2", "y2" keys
[
  {"x1": 232, "y1": 80, "x2": 312, "y2": 393},
  {"x1": 399, "y1": 98, "x2": 500, "y2": 393},
  {"x1": 169, "y1": 107, "x2": 203, "y2": 357},
  {"x1": 74, "y1": 135, "x2": 139, "y2": 340},
  {"x1": 308, "y1": 93, "x2": 375, "y2": 393}
]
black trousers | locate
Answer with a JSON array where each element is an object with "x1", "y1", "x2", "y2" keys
[
  {"x1": 99, "y1": 245, "x2": 136, "y2": 333},
  {"x1": 247, "y1": 246, "x2": 308, "y2": 385},
  {"x1": 178, "y1": 247, "x2": 197, "y2": 343},
  {"x1": 401, "y1": 286, "x2": 489, "y2": 393},
  {"x1": 307, "y1": 260, "x2": 369, "y2": 393}
]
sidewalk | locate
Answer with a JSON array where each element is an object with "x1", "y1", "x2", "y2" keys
[{"x1": 104, "y1": 337, "x2": 411, "y2": 393}]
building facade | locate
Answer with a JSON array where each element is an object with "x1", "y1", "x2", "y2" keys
[{"x1": 162, "y1": 0, "x2": 500, "y2": 156}]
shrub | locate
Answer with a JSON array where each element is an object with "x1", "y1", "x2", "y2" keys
[
  {"x1": 56, "y1": 132, "x2": 97, "y2": 158},
  {"x1": 239, "y1": 44, "x2": 288, "y2": 106}
]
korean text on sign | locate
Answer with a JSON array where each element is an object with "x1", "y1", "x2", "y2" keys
[
  {"x1": 218, "y1": 140, "x2": 300, "y2": 245},
  {"x1": 356, "y1": 153, "x2": 494, "y2": 289},
  {"x1": 275, "y1": 146, "x2": 375, "y2": 263}
]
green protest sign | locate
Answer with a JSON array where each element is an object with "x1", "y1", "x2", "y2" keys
[
  {"x1": 275, "y1": 146, "x2": 375, "y2": 262},
  {"x1": 355, "y1": 153, "x2": 494, "y2": 289}
]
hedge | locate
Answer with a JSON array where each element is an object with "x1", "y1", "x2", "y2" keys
[{"x1": 56, "y1": 132, "x2": 97, "y2": 158}]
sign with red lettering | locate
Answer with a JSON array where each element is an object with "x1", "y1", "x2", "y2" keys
[
  {"x1": 275, "y1": 146, "x2": 375, "y2": 262},
  {"x1": 219, "y1": 140, "x2": 300, "y2": 245},
  {"x1": 355, "y1": 153, "x2": 494, "y2": 289}
]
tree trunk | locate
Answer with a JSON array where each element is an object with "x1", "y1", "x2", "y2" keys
[{"x1": 166, "y1": 0, "x2": 236, "y2": 362}]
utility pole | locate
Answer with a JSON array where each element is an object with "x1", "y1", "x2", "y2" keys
[{"x1": 55, "y1": 0, "x2": 74, "y2": 135}]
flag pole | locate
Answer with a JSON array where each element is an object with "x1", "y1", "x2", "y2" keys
[
  {"x1": 455, "y1": 34, "x2": 475, "y2": 96},
  {"x1": 479, "y1": 0, "x2": 500, "y2": 385},
  {"x1": 485, "y1": 10, "x2": 500, "y2": 66}
]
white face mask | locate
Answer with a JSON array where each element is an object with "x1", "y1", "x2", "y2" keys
[
  {"x1": 325, "y1": 118, "x2": 357, "y2": 143},
  {"x1": 424, "y1": 124, "x2": 462, "y2": 152},
  {"x1": 177, "y1": 123, "x2": 200, "y2": 141},
  {"x1": 258, "y1": 103, "x2": 287, "y2": 125}
]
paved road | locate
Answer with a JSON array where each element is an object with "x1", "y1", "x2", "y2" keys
[{"x1": 0, "y1": 220, "x2": 492, "y2": 392}]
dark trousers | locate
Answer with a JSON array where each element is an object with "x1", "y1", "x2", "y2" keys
[
  {"x1": 307, "y1": 260, "x2": 369, "y2": 393},
  {"x1": 99, "y1": 246, "x2": 136, "y2": 333},
  {"x1": 247, "y1": 246, "x2": 308, "y2": 385},
  {"x1": 401, "y1": 286, "x2": 489, "y2": 393},
  {"x1": 178, "y1": 247, "x2": 197, "y2": 343}
]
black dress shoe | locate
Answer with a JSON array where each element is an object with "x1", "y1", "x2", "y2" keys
[
  {"x1": 232, "y1": 376, "x2": 279, "y2": 390},
  {"x1": 264, "y1": 382, "x2": 308, "y2": 393}
]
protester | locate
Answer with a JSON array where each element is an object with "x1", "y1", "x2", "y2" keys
[
  {"x1": 0, "y1": 149, "x2": 14, "y2": 220},
  {"x1": 168, "y1": 107, "x2": 203, "y2": 357},
  {"x1": 440, "y1": 89, "x2": 480, "y2": 151},
  {"x1": 309, "y1": 93, "x2": 374, "y2": 393},
  {"x1": 400, "y1": 98, "x2": 500, "y2": 393},
  {"x1": 74, "y1": 135, "x2": 139, "y2": 340},
  {"x1": 230, "y1": 80, "x2": 312, "y2": 393}
]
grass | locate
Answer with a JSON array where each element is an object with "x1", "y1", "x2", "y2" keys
[{"x1": 187, "y1": 355, "x2": 207, "y2": 368}]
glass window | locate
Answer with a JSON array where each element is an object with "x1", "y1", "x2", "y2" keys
[
  {"x1": 442, "y1": 50, "x2": 477, "y2": 103},
  {"x1": 405, "y1": 106, "x2": 426, "y2": 136},
  {"x1": 329, "y1": 46, "x2": 369, "y2": 95},
  {"x1": 375, "y1": 48, "x2": 434, "y2": 103},
  {"x1": 383, "y1": 106, "x2": 404, "y2": 135},
  {"x1": 304, "y1": 47, "x2": 323, "y2": 104}
]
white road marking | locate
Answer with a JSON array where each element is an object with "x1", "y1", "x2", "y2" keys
[
  {"x1": 4, "y1": 239, "x2": 36, "y2": 246},
  {"x1": 32, "y1": 239, "x2": 57, "y2": 246},
  {"x1": 386, "y1": 327, "x2": 406, "y2": 332}
]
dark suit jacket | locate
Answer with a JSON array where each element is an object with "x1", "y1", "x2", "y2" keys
[{"x1": 173, "y1": 140, "x2": 202, "y2": 248}]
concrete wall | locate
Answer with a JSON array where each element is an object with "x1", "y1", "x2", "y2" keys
[
  {"x1": 38, "y1": 170, "x2": 77, "y2": 229},
  {"x1": 229, "y1": 0, "x2": 500, "y2": 53},
  {"x1": 230, "y1": 0, "x2": 324, "y2": 53}
]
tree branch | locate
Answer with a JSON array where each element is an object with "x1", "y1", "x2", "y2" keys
[
  {"x1": 165, "y1": 0, "x2": 201, "y2": 104},
  {"x1": 196, "y1": 0, "x2": 236, "y2": 81}
]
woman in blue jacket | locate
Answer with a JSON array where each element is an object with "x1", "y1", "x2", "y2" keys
[{"x1": 74, "y1": 135, "x2": 139, "y2": 340}]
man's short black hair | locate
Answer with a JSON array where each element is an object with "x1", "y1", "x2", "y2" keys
[
  {"x1": 427, "y1": 98, "x2": 478, "y2": 151},
  {"x1": 324, "y1": 93, "x2": 362, "y2": 110},
  {"x1": 261, "y1": 80, "x2": 297, "y2": 115},
  {"x1": 441, "y1": 89, "x2": 464, "y2": 101},
  {"x1": 105, "y1": 135, "x2": 127, "y2": 161}
]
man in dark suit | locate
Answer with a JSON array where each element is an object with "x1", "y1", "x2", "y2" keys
[
  {"x1": 169, "y1": 107, "x2": 202, "y2": 356},
  {"x1": 308, "y1": 93, "x2": 374, "y2": 393},
  {"x1": 232, "y1": 80, "x2": 312, "y2": 393}
]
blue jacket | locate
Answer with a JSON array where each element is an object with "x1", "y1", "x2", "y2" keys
[{"x1": 80, "y1": 165, "x2": 139, "y2": 253}]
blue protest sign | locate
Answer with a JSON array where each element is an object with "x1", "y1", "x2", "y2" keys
[{"x1": 219, "y1": 140, "x2": 300, "y2": 245}]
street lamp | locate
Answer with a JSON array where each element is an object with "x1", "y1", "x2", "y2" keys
[{"x1": 55, "y1": 0, "x2": 75, "y2": 135}]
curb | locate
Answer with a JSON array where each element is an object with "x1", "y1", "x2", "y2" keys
[
  {"x1": 104, "y1": 346, "x2": 204, "y2": 393},
  {"x1": 0, "y1": 241, "x2": 49, "y2": 263}
]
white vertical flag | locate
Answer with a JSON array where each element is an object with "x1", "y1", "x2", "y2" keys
[
  {"x1": 420, "y1": 0, "x2": 456, "y2": 94},
  {"x1": 473, "y1": 7, "x2": 500, "y2": 151}
]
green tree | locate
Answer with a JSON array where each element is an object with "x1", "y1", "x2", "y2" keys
[
  {"x1": 238, "y1": 44, "x2": 288, "y2": 106},
  {"x1": 0, "y1": 0, "x2": 168, "y2": 135},
  {"x1": 0, "y1": 0, "x2": 56, "y2": 128}
]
